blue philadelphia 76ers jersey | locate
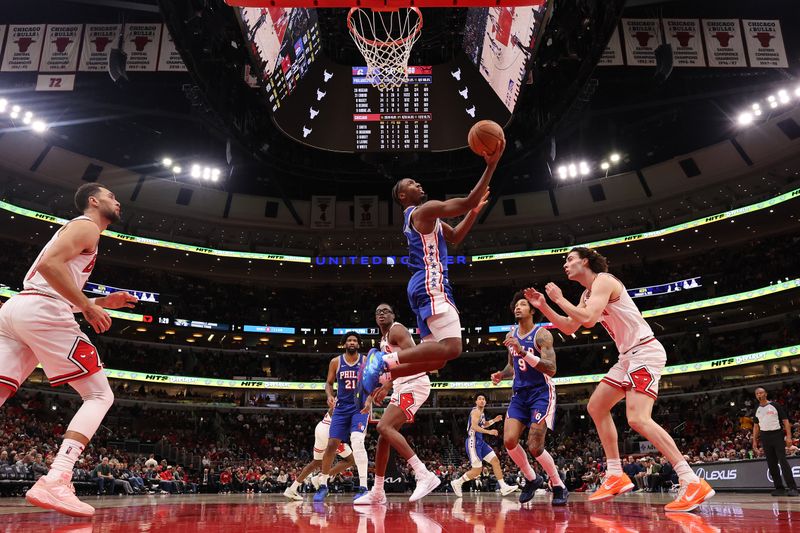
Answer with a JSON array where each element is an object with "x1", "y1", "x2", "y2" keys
[
  {"x1": 510, "y1": 326, "x2": 548, "y2": 390},
  {"x1": 336, "y1": 354, "x2": 363, "y2": 409}
]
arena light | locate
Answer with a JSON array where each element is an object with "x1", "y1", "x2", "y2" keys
[
  {"x1": 162, "y1": 157, "x2": 173, "y2": 167},
  {"x1": 32, "y1": 120, "x2": 47, "y2": 133},
  {"x1": 557, "y1": 166, "x2": 568, "y2": 179},
  {"x1": 172, "y1": 165, "x2": 182, "y2": 174},
  {"x1": 190, "y1": 164, "x2": 201, "y2": 179},
  {"x1": 211, "y1": 168, "x2": 221, "y2": 182},
  {"x1": 778, "y1": 90, "x2": 790, "y2": 104},
  {"x1": 0, "y1": 99, "x2": 7, "y2": 112},
  {"x1": 579, "y1": 161, "x2": 590, "y2": 176},
  {"x1": 737, "y1": 112, "x2": 754, "y2": 126},
  {"x1": 609, "y1": 153, "x2": 621, "y2": 163},
  {"x1": 568, "y1": 163, "x2": 577, "y2": 178},
  {"x1": 600, "y1": 161, "x2": 610, "y2": 170},
  {"x1": 796, "y1": 86, "x2": 800, "y2": 98},
  {"x1": 202, "y1": 167, "x2": 211, "y2": 180}
]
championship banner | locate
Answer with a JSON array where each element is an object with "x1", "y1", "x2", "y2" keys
[
  {"x1": 597, "y1": 25, "x2": 624, "y2": 66},
  {"x1": 1, "y1": 24, "x2": 45, "y2": 72},
  {"x1": 40, "y1": 24, "x2": 82, "y2": 72},
  {"x1": 621, "y1": 19, "x2": 662, "y2": 67},
  {"x1": 310, "y1": 195, "x2": 335, "y2": 229},
  {"x1": 0, "y1": 27, "x2": 6, "y2": 59},
  {"x1": 742, "y1": 20, "x2": 788, "y2": 68},
  {"x1": 122, "y1": 23, "x2": 161, "y2": 72},
  {"x1": 353, "y1": 196, "x2": 378, "y2": 229},
  {"x1": 703, "y1": 19, "x2": 746, "y2": 67},
  {"x1": 663, "y1": 19, "x2": 705, "y2": 67},
  {"x1": 157, "y1": 25, "x2": 187, "y2": 72},
  {"x1": 79, "y1": 24, "x2": 121, "y2": 72}
]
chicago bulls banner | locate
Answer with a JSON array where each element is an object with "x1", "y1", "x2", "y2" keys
[
  {"x1": 40, "y1": 24, "x2": 83, "y2": 72},
  {"x1": 157, "y1": 25, "x2": 187, "y2": 72},
  {"x1": 597, "y1": 25, "x2": 624, "y2": 66},
  {"x1": 79, "y1": 24, "x2": 121, "y2": 72},
  {"x1": 310, "y1": 196, "x2": 336, "y2": 229},
  {"x1": 123, "y1": 23, "x2": 161, "y2": 72},
  {"x1": 621, "y1": 19, "x2": 662, "y2": 67},
  {"x1": 743, "y1": 20, "x2": 788, "y2": 68},
  {"x1": 353, "y1": 196, "x2": 378, "y2": 230},
  {"x1": 663, "y1": 19, "x2": 705, "y2": 67},
  {"x1": 703, "y1": 19, "x2": 746, "y2": 67},
  {"x1": 0, "y1": 27, "x2": 6, "y2": 59},
  {"x1": 1, "y1": 24, "x2": 45, "y2": 72}
]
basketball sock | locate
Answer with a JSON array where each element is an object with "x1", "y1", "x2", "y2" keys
[
  {"x1": 47, "y1": 438, "x2": 84, "y2": 480},
  {"x1": 459, "y1": 473, "x2": 473, "y2": 482},
  {"x1": 506, "y1": 445, "x2": 536, "y2": 481},
  {"x1": 66, "y1": 371, "x2": 115, "y2": 440},
  {"x1": 498, "y1": 478, "x2": 510, "y2": 488},
  {"x1": 319, "y1": 474, "x2": 330, "y2": 486},
  {"x1": 374, "y1": 475, "x2": 385, "y2": 492},
  {"x1": 382, "y1": 353, "x2": 400, "y2": 369},
  {"x1": 534, "y1": 450, "x2": 564, "y2": 488},
  {"x1": 351, "y1": 432, "x2": 369, "y2": 488},
  {"x1": 606, "y1": 458, "x2": 623, "y2": 476},
  {"x1": 673, "y1": 460, "x2": 700, "y2": 484},
  {"x1": 407, "y1": 455, "x2": 429, "y2": 477}
]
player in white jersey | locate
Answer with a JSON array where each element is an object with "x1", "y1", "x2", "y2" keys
[
  {"x1": 0, "y1": 183, "x2": 137, "y2": 517},
  {"x1": 283, "y1": 409, "x2": 355, "y2": 500},
  {"x1": 354, "y1": 303, "x2": 438, "y2": 505},
  {"x1": 525, "y1": 247, "x2": 714, "y2": 512}
]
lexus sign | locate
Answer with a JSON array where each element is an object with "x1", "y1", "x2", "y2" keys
[{"x1": 692, "y1": 457, "x2": 800, "y2": 490}]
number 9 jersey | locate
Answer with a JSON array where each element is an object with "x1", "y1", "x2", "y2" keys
[{"x1": 506, "y1": 326, "x2": 556, "y2": 430}]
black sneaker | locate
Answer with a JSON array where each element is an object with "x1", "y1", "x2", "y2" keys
[
  {"x1": 772, "y1": 488, "x2": 787, "y2": 496},
  {"x1": 519, "y1": 476, "x2": 544, "y2": 504},
  {"x1": 552, "y1": 485, "x2": 569, "y2": 506},
  {"x1": 787, "y1": 488, "x2": 799, "y2": 497}
]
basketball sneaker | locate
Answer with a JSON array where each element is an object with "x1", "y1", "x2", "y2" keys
[
  {"x1": 354, "y1": 489, "x2": 387, "y2": 505},
  {"x1": 313, "y1": 485, "x2": 329, "y2": 502},
  {"x1": 588, "y1": 473, "x2": 635, "y2": 502},
  {"x1": 409, "y1": 472, "x2": 441, "y2": 502},
  {"x1": 353, "y1": 486, "x2": 369, "y2": 500},
  {"x1": 519, "y1": 475, "x2": 544, "y2": 504},
  {"x1": 499, "y1": 482, "x2": 519, "y2": 496},
  {"x1": 357, "y1": 349, "x2": 386, "y2": 404},
  {"x1": 450, "y1": 477, "x2": 464, "y2": 498},
  {"x1": 25, "y1": 474, "x2": 95, "y2": 518},
  {"x1": 664, "y1": 478, "x2": 715, "y2": 512},
  {"x1": 310, "y1": 474, "x2": 321, "y2": 490},
  {"x1": 551, "y1": 484, "x2": 569, "y2": 506},
  {"x1": 283, "y1": 486, "x2": 303, "y2": 501}
]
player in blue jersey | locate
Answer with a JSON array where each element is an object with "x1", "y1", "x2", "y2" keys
[
  {"x1": 490, "y1": 291, "x2": 567, "y2": 506},
  {"x1": 358, "y1": 142, "x2": 505, "y2": 406},
  {"x1": 451, "y1": 393, "x2": 519, "y2": 498},
  {"x1": 314, "y1": 332, "x2": 370, "y2": 502}
]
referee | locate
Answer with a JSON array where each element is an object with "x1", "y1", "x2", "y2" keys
[{"x1": 753, "y1": 387, "x2": 798, "y2": 496}]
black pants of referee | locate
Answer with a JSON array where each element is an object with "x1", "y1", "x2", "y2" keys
[{"x1": 763, "y1": 431, "x2": 797, "y2": 490}]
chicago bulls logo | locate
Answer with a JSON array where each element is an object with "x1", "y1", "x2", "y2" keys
[
  {"x1": 53, "y1": 37, "x2": 73, "y2": 53},
  {"x1": 712, "y1": 32, "x2": 733, "y2": 47},
  {"x1": 132, "y1": 36, "x2": 152, "y2": 51},
  {"x1": 673, "y1": 32, "x2": 694, "y2": 47},
  {"x1": 633, "y1": 32, "x2": 653, "y2": 47},
  {"x1": 15, "y1": 37, "x2": 36, "y2": 53},
  {"x1": 753, "y1": 32, "x2": 775, "y2": 48},
  {"x1": 92, "y1": 37, "x2": 113, "y2": 52},
  {"x1": 627, "y1": 366, "x2": 656, "y2": 398},
  {"x1": 399, "y1": 392, "x2": 416, "y2": 423}
]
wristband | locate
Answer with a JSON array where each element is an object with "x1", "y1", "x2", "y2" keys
[{"x1": 522, "y1": 350, "x2": 541, "y2": 368}]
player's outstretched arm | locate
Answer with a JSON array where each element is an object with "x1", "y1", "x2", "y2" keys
[
  {"x1": 441, "y1": 189, "x2": 489, "y2": 246},
  {"x1": 533, "y1": 328, "x2": 557, "y2": 377},
  {"x1": 544, "y1": 277, "x2": 615, "y2": 328},
  {"x1": 524, "y1": 287, "x2": 581, "y2": 335}
]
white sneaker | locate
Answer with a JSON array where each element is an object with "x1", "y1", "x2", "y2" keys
[
  {"x1": 354, "y1": 489, "x2": 387, "y2": 505},
  {"x1": 409, "y1": 473, "x2": 441, "y2": 503},
  {"x1": 500, "y1": 483, "x2": 519, "y2": 496},
  {"x1": 26, "y1": 475, "x2": 95, "y2": 518},
  {"x1": 283, "y1": 486, "x2": 303, "y2": 501},
  {"x1": 450, "y1": 478, "x2": 464, "y2": 498},
  {"x1": 310, "y1": 475, "x2": 321, "y2": 490}
]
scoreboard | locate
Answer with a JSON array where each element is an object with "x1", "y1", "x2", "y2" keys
[{"x1": 352, "y1": 66, "x2": 432, "y2": 151}]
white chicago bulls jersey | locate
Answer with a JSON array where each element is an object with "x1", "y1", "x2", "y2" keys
[
  {"x1": 585, "y1": 273, "x2": 654, "y2": 354},
  {"x1": 23, "y1": 216, "x2": 98, "y2": 306},
  {"x1": 381, "y1": 322, "x2": 424, "y2": 385}
]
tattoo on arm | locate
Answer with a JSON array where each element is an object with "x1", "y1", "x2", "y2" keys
[{"x1": 534, "y1": 329, "x2": 557, "y2": 377}]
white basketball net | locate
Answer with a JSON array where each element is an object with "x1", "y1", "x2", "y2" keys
[{"x1": 347, "y1": 7, "x2": 423, "y2": 91}]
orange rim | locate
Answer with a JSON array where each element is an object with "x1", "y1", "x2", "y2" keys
[{"x1": 347, "y1": 7, "x2": 423, "y2": 48}]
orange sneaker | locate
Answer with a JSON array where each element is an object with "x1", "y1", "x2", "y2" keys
[
  {"x1": 588, "y1": 473, "x2": 635, "y2": 502},
  {"x1": 25, "y1": 474, "x2": 95, "y2": 518},
  {"x1": 665, "y1": 478, "x2": 715, "y2": 513}
]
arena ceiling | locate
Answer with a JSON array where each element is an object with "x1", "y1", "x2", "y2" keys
[{"x1": 1, "y1": 0, "x2": 798, "y2": 203}]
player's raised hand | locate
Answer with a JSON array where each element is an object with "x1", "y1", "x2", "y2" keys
[
  {"x1": 493, "y1": 414, "x2": 503, "y2": 423},
  {"x1": 471, "y1": 189, "x2": 490, "y2": 216},
  {"x1": 502, "y1": 336, "x2": 522, "y2": 354},
  {"x1": 523, "y1": 287, "x2": 545, "y2": 308},
  {"x1": 81, "y1": 301, "x2": 112, "y2": 334},
  {"x1": 490, "y1": 371, "x2": 503, "y2": 385},
  {"x1": 483, "y1": 139, "x2": 506, "y2": 165},
  {"x1": 544, "y1": 282, "x2": 564, "y2": 303},
  {"x1": 100, "y1": 291, "x2": 138, "y2": 309}
]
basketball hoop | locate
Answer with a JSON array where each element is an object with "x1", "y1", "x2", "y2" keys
[{"x1": 347, "y1": 7, "x2": 423, "y2": 91}]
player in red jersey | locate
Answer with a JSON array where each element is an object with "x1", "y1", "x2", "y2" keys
[
  {"x1": 525, "y1": 247, "x2": 714, "y2": 512},
  {"x1": 0, "y1": 183, "x2": 137, "y2": 517}
]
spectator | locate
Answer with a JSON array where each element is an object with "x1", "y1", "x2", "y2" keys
[{"x1": 93, "y1": 457, "x2": 116, "y2": 495}]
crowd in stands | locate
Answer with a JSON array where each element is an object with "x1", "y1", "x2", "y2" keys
[{"x1": 2, "y1": 380, "x2": 798, "y2": 498}]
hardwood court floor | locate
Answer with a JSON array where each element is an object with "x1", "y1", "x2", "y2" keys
[{"x1": 1, "y1": 491, "x2": 799, "y2": 532}]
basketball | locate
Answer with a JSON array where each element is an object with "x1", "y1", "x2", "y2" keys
[{"x1": 468, "y1": 120, "x2": 505, "y2": 156}]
